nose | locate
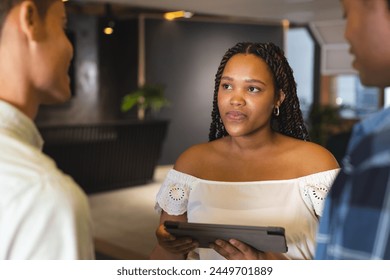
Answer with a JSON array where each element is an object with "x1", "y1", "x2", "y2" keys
[{"x1": 230, "y1": 91, "x2": 245, "y2": 107}]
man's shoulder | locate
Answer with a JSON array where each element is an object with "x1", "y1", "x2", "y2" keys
[
  {"x1": 348, "y1": 108, "x2": 390, "y2": 152},
  {"x1": 0, "y1": 139, "x2": 87, "y2": 207},
  {"x1": 331, "y1": 126, "x2": 390, "y2": 200},
  {"x1": 1, "y1": 167, "x2": 86, "y2": 204},
  {"x1": 349, "y1": 126, "x2": 390, "y2": 166}
]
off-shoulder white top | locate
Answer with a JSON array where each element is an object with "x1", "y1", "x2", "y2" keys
[{"x1": 155, "y1": 168, "x2": 339, "y2": 260}]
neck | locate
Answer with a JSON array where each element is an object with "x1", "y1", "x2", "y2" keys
[
  {"x1": 0, "y1": 77, "x2": 40, "y2": 120},
  {"x1": 0, "y1": 57, "x2": 40, "y2": 120},
  {"x1": 0, "y1": 97, "x2": 39, "y2": 120},
  {"x1": 226, "y1": 128, "x2": 278, "y2": 154}
]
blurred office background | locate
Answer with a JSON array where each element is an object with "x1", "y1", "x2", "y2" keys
[{"x1": 36, "y1": 0, "x2": 389, "y2": 259}]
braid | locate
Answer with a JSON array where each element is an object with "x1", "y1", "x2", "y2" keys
[
  {"x1": 209, "y1": 42, "x2": 248, "y2": 141},
  {"x1": 209, "y1": 42, "x2": 309, "y2": 141}
]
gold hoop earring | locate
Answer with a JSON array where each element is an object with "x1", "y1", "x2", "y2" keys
[{"x1": 274, "y1": 106, "x2": 280, "y2": 116}]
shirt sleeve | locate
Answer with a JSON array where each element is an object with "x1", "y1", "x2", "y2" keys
[
  {"x1": 299, "y1": 169, "x2": 340, "y2": 217},
  {"x1": 154, "y1": 169, "x2": 196, "y2": 216}
]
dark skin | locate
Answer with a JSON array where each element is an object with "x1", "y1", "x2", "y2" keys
[
  {"x1": 150, "y1": 54, "x2": 339, "y2": 260},
  {"x1": 151, "y1": 132, "x2": 337, "y2": 260},
  {"x1": 210, "y1": 239, "x2": 284, "y2": 260},
  {"x1": 151, "y1": 212, "x2": 197, "y2": 259}
]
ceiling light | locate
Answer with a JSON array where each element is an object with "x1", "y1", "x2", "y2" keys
[
  {"x1": 282, "y1": 19, "x2": 290, "y2": 28},
  {"x1": 104, "y1": 21, "x2": 115, "y2": 35},
  {"x1": 164, "y1": 10, "x2": 194, "y2": 21},
  {"x1": 103, "y1": 4, "x2": 115, "y2": 35}
]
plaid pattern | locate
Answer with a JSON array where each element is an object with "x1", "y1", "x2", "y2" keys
[
  {"x1": 316, "y1": 127, "x2": 390, "y2": 259},
  {"x1": 347, "y1": 108, "x2": 390, "y2": 154}
]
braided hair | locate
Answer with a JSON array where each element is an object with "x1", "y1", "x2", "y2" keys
[{"x1": 209, "y1": 42, "x2": 309, "y2": 142}]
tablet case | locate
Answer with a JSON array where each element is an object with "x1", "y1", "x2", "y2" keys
[{"x1": 164, "y1": 221, "x2": 288, "y2": 253}]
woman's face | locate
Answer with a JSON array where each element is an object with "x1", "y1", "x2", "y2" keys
[{"x1": 218, "y1": 53, "x2": 284, "y2": 138}]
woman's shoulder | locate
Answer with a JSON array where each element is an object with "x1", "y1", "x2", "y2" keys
[
  {"x1": 280, "y1": 135, "x2": 340, "y2": 174},
  {"x1": 173, "y1": 141, "x2": 221, "y2": 177}
]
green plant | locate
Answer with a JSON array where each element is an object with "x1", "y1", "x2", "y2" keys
[
  {"x1": 121, "y1": 84, "x2": 170, "y2": 120},
  {"x1": 308, "y1": 104, "x2": 341, "y2": 146}
]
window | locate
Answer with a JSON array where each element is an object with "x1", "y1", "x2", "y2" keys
[
  {"x1": 286, "y1": 27, "x2": 314, "y2": 119},
  {"x1": 286, "y1": 26, "x2": 387, "y2": 122},
  {"x1": 384, "y1": 87, "x2": 390, "y2": 108},
  {"x1": 334, "y1": 75, "x2": 381, "y2": 119}
]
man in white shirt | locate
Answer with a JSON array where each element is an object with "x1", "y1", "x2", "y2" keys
[{"x1": 0, "y1": 0, "x2": 94, "y2": 259}]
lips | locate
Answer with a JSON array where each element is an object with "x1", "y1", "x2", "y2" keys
[
  {"x1": 349, "y1": 49, "x2": 358, "y2": 69},
  {"x1": 352, "y1": 59, "x2": 358, "y2": 70},
  {"x1": 351, "y1": 55, "x2": 358, "y2": 70},
  {"x1": 226, "y1": 110, "x2": 246, "y2": 121}
]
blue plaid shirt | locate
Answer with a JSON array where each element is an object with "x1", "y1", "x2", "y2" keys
[{"x1": 316, "y1": 108, "x2": 390, "y2": 259}]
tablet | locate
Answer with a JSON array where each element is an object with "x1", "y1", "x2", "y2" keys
[{"x1": 164, "y1": 221, "x2": 288, "y2": 253}]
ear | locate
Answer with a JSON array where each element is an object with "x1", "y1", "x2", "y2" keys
[
  {"x1": 18, "y1": 1, "x2": 44, "y2": 42},
  {"x1": 276, "y1": 90, "x2": 285, "y2": 107}
]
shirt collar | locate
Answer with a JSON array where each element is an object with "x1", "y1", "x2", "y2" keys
[{"x1": 0, "y1": 100, "x2": 44, "y2": 150}]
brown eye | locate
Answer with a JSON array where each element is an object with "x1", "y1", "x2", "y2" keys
[
  {"x1": 248, "y1": 86, "x2": 260, "y2": 93},
  {"x1": 221, "y1": 83, "x2": 232, "y2": 90}
]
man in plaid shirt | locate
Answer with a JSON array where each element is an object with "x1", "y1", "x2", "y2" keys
[{"x1": 316, "y1": 0, "x2": 390, "y2": 259}]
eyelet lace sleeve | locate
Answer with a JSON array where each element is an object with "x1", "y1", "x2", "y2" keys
[
  {"x1": 154, "y1": 169, "x2": 197, "y2": 216},
  {"x1": 299, "y1": 169, "x2": 340, "y2": 217}
]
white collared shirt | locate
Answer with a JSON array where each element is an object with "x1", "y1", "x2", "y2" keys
[{"x1": 0, "y1": 100, "x2": 94, "y2": 259}]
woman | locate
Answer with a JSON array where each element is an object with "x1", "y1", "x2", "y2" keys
[{"x1": 150, "y1": 42, "x2": 339, "y2": 260}]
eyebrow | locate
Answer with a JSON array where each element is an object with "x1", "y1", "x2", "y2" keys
[
  {"x1": 221, "y1": 76, "x2": 233, "y2": 82},
  {"x1": 221, "y1": 76, "x2": 266, "y2": 86},
  {"x1": 245, "y1": 78, "x2": 266, "y2": 86}
]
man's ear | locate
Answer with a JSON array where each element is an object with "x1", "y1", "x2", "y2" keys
[
  {"x1": 276, "y1": 90, "x2": 286, "y2": 107},
  {"x1": 19, "y1": 1, "x2": 43, "y2": 41}
]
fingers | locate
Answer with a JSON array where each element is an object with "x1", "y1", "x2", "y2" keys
[
  {"x1": 156, "y1": 224, "x2": 175, "y2": 240},
  {"x1": 163, "y1": 240, "x2": 198, "y2": 255},
  {"x1": 210, "y1": 239, "x2": 243, "y2": 260},
  {"x1": 210, "y1": 239, "x2": 260, "y2": 260},
  {"x1": 156, "y1": 223, "x2": 199, "y2": 255},
  {"x1": 229, "y1": 239, "x2": 249, "y2": 253}
]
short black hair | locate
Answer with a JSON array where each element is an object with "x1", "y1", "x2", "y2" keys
[{"x1": 0, "y1": 0, "x2": 57, "y2": 35}]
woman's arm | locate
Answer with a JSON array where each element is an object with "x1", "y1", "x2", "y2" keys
[{"x1": 149, "y1": 211, "x2": 199, "y2": 260}]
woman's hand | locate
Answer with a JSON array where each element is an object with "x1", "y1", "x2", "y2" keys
[
  {"x1": 210, "y1": 239, "x2": 287, "y2": 260},
  {"x1": 155, "y1": 223, "x2": 199, "y2": 256}
]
